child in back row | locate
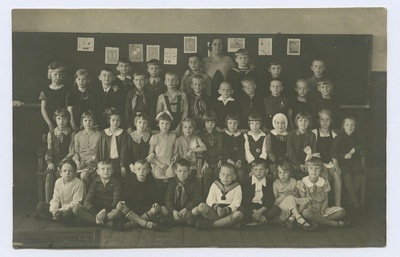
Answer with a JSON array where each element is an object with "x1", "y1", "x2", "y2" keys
[
  {"x1": 287, "y1": 111, "x2": 316, "y2": 180},
  {"x1": 180, "y1": 53, "x2": 212, "y2": 97},
  {"x1": 312, "y1": 109, "x2": 342, "y2": 207},
  {"x1": 147, "y1": 59, "x2": 166, "y2": 98},
  {"x1": 187, "y1": 75, "x2": 212, "y2": 130},
  {"x1": 298, "y1": 157, "x2": 349, "y2": 227},
  {"x1": 39, "y1": 61, "x2": 68, "y2": 134},
  {"x1": 199, "y1": 111, "x2": 224, "y2": 195},
  {"x1": 263, "y1": 60, "x2": 291, "y2": 99},
  {"x1": 93, "y1": 67, "x2": 125, "y2": 129},
  {"x1": 45, "y1": 108, "x2": 74, "y2": 203},
  {"x1": 189, "y1": 163, "x2": 244, "y2": 230},
  {"x1": 67, "y1": 69, "x2": 97, "y2": 131},
  {"x1": 307, "y1": 58, "x2": 327, "y2": 101},
  {"x1": 156, "y1": 72, "x2": 188, "y2": 130},
  {"x1": 288, "y1": 79, "x2": 311, "y2": 129},
  {"x1": 214, "y1": 81, "x2": 238, "y2": 130},
  {"x1": 311, "y1": 80, "x2": 340, "y2": 129},
  {"x1": 238, "y1": 76, "x2": 263, "y2": 128},
  {"x1": 227, "y1": 48, "x2": 257, "y2": 100},
  {"x1": 115, "y1": 57, "x2": 134, "y2": 93},
  {"x1": 165, "y1": 159, "x2": 202, "y2": 225},
  {"x1": 262, "y1": 79, "x2": 289, "y2": 130},
  {"x1": 125, "y1": 70, "x2": 155, "y2": 133},
  {"x1": 174, "y1": 118, "x2": 207, "y2": 176},
  {"x1": 242, "y1": 158, "x2": 281, "y2": 225}
]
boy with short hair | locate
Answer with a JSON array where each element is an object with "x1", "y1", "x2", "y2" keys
[
  {"x1": 187, "y1": 75, "x2": 212, "y2": 129},
  {"x1": 72, "y1": 160, "x2": 122, "y2": 225},
  {"x1": 241, "y1": 158, "x2": 281, "y2": 225},
  {"x1": 113, "y1": 160, "x2": 165, "y2": 230},
  {"x1": 288, "y1": 79, "x2": 312, "y2": 129},
  {"x1": 238, "y1": 76, "x2": 263, "y2": 128},
  {"x1": 262, "y1": 60, "x2": 291, "y2": 99},
  {"x1": 146, "y1": 59, "x2": 166, "y2": 98},
  {"x1": 125, "y1": 70, "x2": 155, "y2": 132},
  {"x1": 164, "y1": 159, "x2": 202, "y2": 225},
  {"x1": 198, "y1": 111, "x2": 224, "y2": 195},
  {"x1": 307, "y1": 58, "x2": 328, "y2": 100},
  {"x1": 262, "y1": 79, "x2": 290, "y2": 130},
  {"x1": 156, "y1": 72, "x2": 188, "y2": 130},
  {"x1": 35, "y1": 160, "x2": 85, "y2": 222},
  {"x1": 180, "y1": 53, "x2": 212, "y2": 97},
  {"x1": 115, "y1": 57, "x2": 134, "y2": 93},
  {"x1": 227, "y1": 48, "x2": 257, "y2": 99},
  {"x1": 213, "y1": 81, "x2": 239, "y2": 130},
  {"x1": 311, "y1": 80, "x2": 341, "y2": 128},
  {"x1": 189, "y1": 163, "x2": 244, "y2": 230},
  {"x1": 93, "y1": 67, "x2": 125, "y2": 129}
]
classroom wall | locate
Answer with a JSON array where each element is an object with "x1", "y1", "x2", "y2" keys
[
  {"x1": 12, "y1": 8, "x2": 386, "y2": 168},
  {"x1": 12, "y1": 8, "x2": 386, "y2": 71}
]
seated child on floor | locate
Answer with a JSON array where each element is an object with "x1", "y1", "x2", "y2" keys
[
  {"x1": 297, "y1": 157, "x2": 349, "y2": 228},
  {"x1": 273, "y1": 160, "x2": 311, "y2": 230},
  {"x1": 188, "y1": 163, "x2": 244, "y2": 230},
  {"x1": 35, "y1": 160, "x2": 85, "y2": 223},
  {"x1": 331, "y1": 116, "x2": 366, "y2": 209},
  {"x1": 164, "y1": 159, "x2": 202, "y2": 225},
  {"x1": 266, "y1": 113, "x2": 289, "y2": 180},
  {"x1": 241, "y1": 158, "x2": 280, "y2": 225},
  {"x1": 44, "y1": 108, "x2": 74, "y2": 203},
  {"x1": 72, "y1": 160, "x2": 122, "y2": 226},
  {"x1": 113, "y1": 160, "x2": 166, "y2": 231}
]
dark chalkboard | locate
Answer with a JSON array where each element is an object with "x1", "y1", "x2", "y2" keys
[{"x1": 12, "y1": 32, "x2": 372, "y2": 107}]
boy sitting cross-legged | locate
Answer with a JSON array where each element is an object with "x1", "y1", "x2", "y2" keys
[
  {"x1": 163, "y1": 159, "x2": 202, "y2": 225},
  {"x1": 188, "y1": 163, "x2": 244, "y2": 230},
  {"x1": 72, "y1": 160, "x2": 122, "y2": 226},
  {"x1": 113, "y1": 159, "x2": 167, "y2": 230},
  {"x1": 241, "y1": 158, "x2": 281, "y2": 225}
]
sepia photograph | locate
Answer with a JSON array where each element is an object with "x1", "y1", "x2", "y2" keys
[{"x1": 8, "y1": 6, "x2": 393, "y2": 254}]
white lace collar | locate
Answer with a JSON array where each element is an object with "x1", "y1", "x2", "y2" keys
[{"x1": 130, "y1": 131, "x2": 151, "y2": 143}]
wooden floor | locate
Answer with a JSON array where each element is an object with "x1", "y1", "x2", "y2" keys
[
  {"x1": 13, "y1": 207, "x2": 385, "y2": 249},
  {"x1": 12, "y1": 154, "x2": 386, "y2": 249}
]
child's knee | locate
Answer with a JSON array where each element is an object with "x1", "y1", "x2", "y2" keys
[
  {"x1": 231, "y1": 211, "x2": 244, "y2": 221},
  {"x1": 198, "y1": 203, "x2": 209, "y2": 213},
  {"x1": 72, "y1": 205, "x2": 83, "y2": 215}
]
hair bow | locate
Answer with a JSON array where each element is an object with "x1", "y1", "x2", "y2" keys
[
  {"x1": 303, "y1": 146, "x2": 321, "y2": 162},
  {"x1": 156, "y1": 110, "x2": 173, "y2": 121}
]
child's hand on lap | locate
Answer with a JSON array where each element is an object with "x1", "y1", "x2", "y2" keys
[
  {"x1": 116, "y1": 201, "x2": 125, "y2": 210},
  {"x1": 121, "y1": 167, "x2": 127, "y2": 177},
  {"x1": 201, "y1": 161, "x2": 209, "y2": 173},
  {"x1": 173, "y1": 210, "x2": 182, "y2": 220},
  {"x1": 300, "y1": 164, "x2": 306, "y2": 172},
  {"x1": 96, "y1": 209, "x2": 106, "y2": 223},
  {"x1": 217, "y1": 206, "x2": 227, "y2": 217},
  {"x1": 252, "y1": 209, "x2": 263, "y2": 221},
  {"x1": 235, "y1": 160, "x2": 242, "y2": 168},
  {"x1": 217, "y1": 160, "x2": 223, "y2": 168},
  {"x1": 179, "y1": 208, "x2": 188, "y2": 218},
  {"x1": 146, "y1": 153, "x2": 155, "y2": 163}
]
